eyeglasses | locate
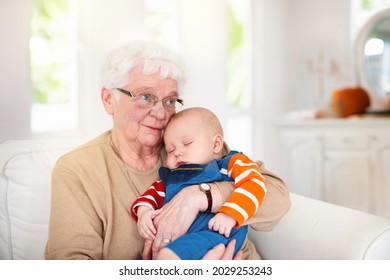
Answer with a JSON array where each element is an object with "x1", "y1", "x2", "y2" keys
[{"x1": 115, "y1": 88, "x2": 184, "y2": 112}]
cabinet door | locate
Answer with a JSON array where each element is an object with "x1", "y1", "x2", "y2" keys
[
  {"x1": 281, "y1": 136, "x2": 322, "y2": 199},
  {"x1": 376, "y1": 142, "x2": 390, "y2": 218},
  {"x1": 323, "y1": 151, "x2": 372, "y2": 212}
]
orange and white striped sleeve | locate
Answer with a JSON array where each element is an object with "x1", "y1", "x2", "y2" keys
[{"x1": 217, "y1": 153, "x2": 268, "y2": 227}]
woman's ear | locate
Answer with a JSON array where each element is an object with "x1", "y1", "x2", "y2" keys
[
  {"x1": 213, "y1": 134, "x2": 224, "y2": 154},
  {"x1": 101, "y1": 87, "x2": 115, "y2": 115}
]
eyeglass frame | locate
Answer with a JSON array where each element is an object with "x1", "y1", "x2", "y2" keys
[{"x1": 114, "y1": 88, "x2": 184, "y2": 111}]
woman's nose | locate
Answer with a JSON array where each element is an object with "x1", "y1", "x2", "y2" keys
[{"x1": 150, "y1": 102, "x2": 167, "y2": 120}]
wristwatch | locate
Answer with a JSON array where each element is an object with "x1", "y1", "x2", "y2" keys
[{"x1": 199, "y1": 183, "x2": 212, "y2": 212}]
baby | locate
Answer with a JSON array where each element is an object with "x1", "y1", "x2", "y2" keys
[{"x1": 131, "y1": 107, "x2": 268, "y2": 259}]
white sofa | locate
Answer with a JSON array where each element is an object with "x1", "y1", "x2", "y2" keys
[{"x1": 1, "y1": 139, "x2": 390, "y2": 260}]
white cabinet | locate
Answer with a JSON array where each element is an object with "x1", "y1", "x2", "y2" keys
[{"x1": 277, "y1": 118, "x2": 390, "y2": 218}]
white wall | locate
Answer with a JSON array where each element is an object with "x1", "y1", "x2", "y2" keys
[
  {"x1": 0, "y1": 0, "x2": 32, "y2": 141},
  {"x1": 252, "y1": 0, "x2": 354, "y2": 171}
]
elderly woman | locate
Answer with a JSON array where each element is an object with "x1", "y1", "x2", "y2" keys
[{"x1": 44, "y1": 42, "x2": 290, "y2": 260}]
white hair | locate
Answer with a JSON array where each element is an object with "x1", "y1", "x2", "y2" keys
[{"x1": 101, "y1": 41, "x2": 186, "y2": 95}]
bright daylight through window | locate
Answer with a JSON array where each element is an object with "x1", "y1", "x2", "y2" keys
[{"x1": 30, "y1": 0, "x2": 78, "y2": 133}]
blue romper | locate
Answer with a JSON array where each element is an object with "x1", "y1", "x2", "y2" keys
[{"x1": 159, "y1": 151, "x2": 248, "y2": 259}]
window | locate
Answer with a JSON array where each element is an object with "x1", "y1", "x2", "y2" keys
[
  {"x1": 30, "y1": 0, "x2": 78, "y2": 133},
  {"x1": 361, "y1": 0, "x2": 390, "y2": 11},
  {"x1": 226, "y1": 0, "x2": 252, "y2": 109}
]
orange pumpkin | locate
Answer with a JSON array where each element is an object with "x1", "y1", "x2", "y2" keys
[{"x1": 331, "y1": 87, "x2": 370, "y2": 118}]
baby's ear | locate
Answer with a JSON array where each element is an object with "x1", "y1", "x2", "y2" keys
[{"x1": 213, "y1": 134, "x2": 224, "y2": 154}]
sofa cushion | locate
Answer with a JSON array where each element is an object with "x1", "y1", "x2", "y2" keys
[
  {"x1": 0, "y1": 139, "x2": 84, "y2": 259},
  {"x1": 249, "y1": 193, "x2": 390, "y2": 259}
]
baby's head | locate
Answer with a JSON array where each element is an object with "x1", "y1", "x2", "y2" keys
[{"x1": 164, "y1": 107, "x2": 224, "y2": 169}]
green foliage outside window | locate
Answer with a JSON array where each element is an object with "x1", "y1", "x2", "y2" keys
[
  {"x1": 361, "y1": 0, "x2": 390, "y2": 11},
  {"x1": 30, "y1": 0, "x2": 74, "y2": 104},
  {"x1": 226, "y1": 0, "x2": 250, "y2": 109},
  {"x1": 227, "y1": 4, "x2": 244, "y2": 107}
]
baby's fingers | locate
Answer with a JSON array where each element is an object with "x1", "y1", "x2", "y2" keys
[
  {"x1": 139, "y1": 221, "x2": 156, "y2": 240},
  {"x1": 146, "y1": 219, "x2": 158, "y2": 237},
  {"x1": 222, "y1": 227, "x2": 231, "y2": 238},
  {"x1": 151, "y1": 208, "x2": 163, "y2": 219},
  {"x1": 208, "y1": 218, "x2": 219, "y2": 232},
  {"x1": 140, "y1": 226, "x2": 155, "y2": 240}
]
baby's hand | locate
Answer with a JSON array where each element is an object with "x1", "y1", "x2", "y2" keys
[
  {"x1": 137, "y1": 207, "x2": 163, "y2": 240},
  {"x1": 208, "y1": 212, "x2": 237, "y2": 238}
]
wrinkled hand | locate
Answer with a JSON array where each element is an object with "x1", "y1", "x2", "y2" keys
[
  {"x1": 208, "y1": 212, "x2": 236, "y2": 238},
  {"x1": 137, "y1": 207, "x2": 163, "y2": 240},
  {"x1": 202, "y1": 239, "x2": 243, "y2": 260},
  {"x1": 152, "y1": 186, "x2": 201, "y2": 255}
]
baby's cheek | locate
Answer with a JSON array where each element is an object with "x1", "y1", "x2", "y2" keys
[{"x1": 165, "y1": 157, "x2": 174, "y2": 169}]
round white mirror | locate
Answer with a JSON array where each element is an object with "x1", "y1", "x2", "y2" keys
[{"x1": 355, "y1": 7, "x2": 390, "y2": 112}]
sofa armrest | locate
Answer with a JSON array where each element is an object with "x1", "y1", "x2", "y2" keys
[{"x1": 249, "y1": 193, "x2": 390, "y2": 259}]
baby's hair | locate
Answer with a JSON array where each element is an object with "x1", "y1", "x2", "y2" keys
[{"x1": 170, "y1": 107, "x2": 223, "y2": 136}]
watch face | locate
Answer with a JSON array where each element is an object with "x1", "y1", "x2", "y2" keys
[{"x1": 201, "y1": 183, "x2": 210, "y2": 191}]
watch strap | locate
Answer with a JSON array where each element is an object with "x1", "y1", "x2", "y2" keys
[
  {"x1": 205, "y1": 189, "x2": 212, "y2": 212},
  {"x1": 199, "y1": 183, "x2": 212, "y2": 212}
]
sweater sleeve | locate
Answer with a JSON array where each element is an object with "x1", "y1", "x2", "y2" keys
[
  {"x1": 130, "y1": 180, "x2": 166, "y2": 221},
  {"x1": 217, "y1": 153, "x2": 268, "y2": 227}
]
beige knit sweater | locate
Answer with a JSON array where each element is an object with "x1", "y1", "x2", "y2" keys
[{"x1": 45, "y1": 130, "x2": 290, "y2": 260}]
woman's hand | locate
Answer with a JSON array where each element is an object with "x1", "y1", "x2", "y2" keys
[{"x1": 151, "y1": 185, "x2": 201, "y2": 254}]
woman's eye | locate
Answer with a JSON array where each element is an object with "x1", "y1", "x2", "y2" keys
[
  {"x1": 165, "y1": 98, "x2": 176, "y2": 106},
  {"x1": 140, "y1": 94, "x2": 151, "y2": 101}
]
